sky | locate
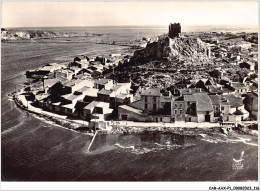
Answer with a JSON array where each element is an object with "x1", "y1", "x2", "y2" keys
[{"x1": 1, "y1": 1, "x2": 259, "y2": 28}]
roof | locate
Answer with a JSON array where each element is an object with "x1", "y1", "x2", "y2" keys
[
  {"x1": 231, "y1": 82, "x2": 246, "y2": 89},
  {"x1": 222, "y1": 87, "x2": 234, "y2": 93},
  {"x1": 35, "y1": 93, "x2": 49, "y2": 101},
  {"x1": 98, "y1": 89, "x2": 114, "y2": 95},
  {"x1": 62, "y1": 94, "x2": 84, "y2": 101},
  {"x1": 141, "y1": 88, "x2": 161, "y2": 96},
  {"x1": 94, "y1": 78, "x2": 112, "y2": 85},
  {"x1": 63, "y1": 79, "x2": 84, "y2": 87},
  {"x1": 84, "y1": 101, "x2": 109, "y2": 110},
  {"x1": 51, "y1": 102, "x2": 61, "y2": 106},
  {"x1": 161, "y1": 96, "x2": 172, "y2": 102},
  {"x1": 39, "y1": 65, "x2": 55, "y2": 72},
  {"x1": 223, "y1": 94, "x2": 244, "y2": 108},
  {"x1": 83, "y1": 88, "x2": 99, "y2": 97},
  {"x1": 111, "y1": 85, "x2": 122, "y2": 91},
  {"x1": 208, "y1": 85, "x2": 223, "y2": 94},
  {"x1": 179, "y1": 88, "x2": 205, "y2": 95},
  {"x1": 44, "y1": 78, "x2": 59, "y2": 88},
  {"x1": 209, "y1": 95, "x2": 220, "y2": 105},
  {"x1": 61, "y1": 103, "x2": 76, "y2": 109},
  {"x1": 184, "y1": 95, "x2": 196, "y2": 102},
  {"x1": 193, "y1": 93, "x2": 213, "y2": 112},
  {"x1": 74, "y1": 86, "x2": 89, "y2": 93},
  {"x1": 117, "y1": 93, "x2": 130, "y2": 99},
  {"x1": 233, "y1": 109, "x2": 243, "y2": 115},
  {"x1": 119, "y1": 105, "x2": 142, "y2": 115}
]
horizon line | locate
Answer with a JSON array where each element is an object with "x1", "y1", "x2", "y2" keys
[{"x1": 3, "y1": 24, "x2": 259, "y2": 29}]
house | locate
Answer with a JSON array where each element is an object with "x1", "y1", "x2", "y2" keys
[
  {"x1": 39, "y1": 63, "x2": 64, "y2": 73},
  {"x1": 118, "y1": 105, "x2": 150, "y2": 121},
  {"x1": 193, "y1": 93, "x2": 214, "y2": 123},
  {"x1": 97, "y1": 82, "x2": 133, "y2": 107},
  {"x1": 43, "y1": 78, "x2": 60, "y2": 93},
  {"x1": 171, "y1": 96, "x2": 185, "y2": 122},
  {"x1": 94, "y1": 79, "x2": 113, "y2": 90},
  {"x1": 55, "y1": 69, "x2": 74, "y2": 80},
  {"x1": 209, "y1": 94, "x2": 249, "y2": 122},
  {"x1": 97, "y1": 89, "x2": 114, "y2": 103},
  {"x1": 140, "y1": 88, "x2": 161, "y2": 113},
  {"x1": 35, "y1": 93, "x2": 50, "y2": 109},
  {"x1": 118, "y1": 87, "x2": 172, "y2": 122},
  {"x1": 177, "y1": 93, "x2": 214, "y2": 123},
  {"x1": 182, "y1": 94, "x2": 197, "y2": 122},
  {"x1": 62, "y1": 79, "x2": 93, "y2": 94},
  {"x1": 59, "y1": 93, "x2": 85, "y2": 115},
  {"x1": 228, "y1": 82, "x2": 248, "y2": 95},
  {"x1": 73, "y1": 59, "x2": 89, "y2": 68},
  {"x1": 83, "y1": 101, "x2": 113, "y2": 121}
]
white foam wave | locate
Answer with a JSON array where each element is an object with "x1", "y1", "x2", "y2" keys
[
  {"x1": 114, "y1": 143, "x2": 135, "y2": 150},
  {"x1": 198, "y1": 134, "x2": 207, "y2": 138},
  {"x1": 200, "y1": 136, "x2": 258, "y2": 147}
]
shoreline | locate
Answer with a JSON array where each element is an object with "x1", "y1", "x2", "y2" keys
[{"x1": 11, "y1": 91, "x2": 258, "y2": 140}]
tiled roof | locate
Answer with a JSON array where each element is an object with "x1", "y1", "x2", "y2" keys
[
  {"x1": 223, "y1": 94, "x2": 244, "y2": 108},
  {"x1": 184, "y1": 95, "x2": 196, "y2": 102},
  {"x1": 194, "y1": 93, "x2": 213, "y2": 112},
  {"x1": 209, "y1": 95, "x2": 220, "y2": 105}
]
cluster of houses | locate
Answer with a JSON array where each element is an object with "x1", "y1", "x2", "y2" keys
[
  {"x1": 27, "y1": 54, "x2": 253, "y2": 126},
  {"x1": 35, "y1": 77, "x2": 133, "y2": 123},
  {"x1": 26, "y1": 53, "x2": 130, "y2": 80},
  {"x1": 118, "y1": 79, "x2": 250, "y2": 124},
  {"x1": 198, "y1": 33, "x2": 258, "y2": 71}
]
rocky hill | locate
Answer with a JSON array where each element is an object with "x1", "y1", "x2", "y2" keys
[{"x1": 133, "y1": 36, "x2": 211, "y2": 64}]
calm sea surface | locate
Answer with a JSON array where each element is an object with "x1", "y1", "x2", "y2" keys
[{"x1": 1, "y1": 26, "x2": 258, "y2": 181}]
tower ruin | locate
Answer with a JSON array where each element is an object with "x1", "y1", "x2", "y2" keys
[{"x1": 168, "y1": 23, "x2": 181, "y2": 38}]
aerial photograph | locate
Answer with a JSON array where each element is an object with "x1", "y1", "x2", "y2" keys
[{"x1": 1, "y1": 1, "x2": 258, "y2": 190}]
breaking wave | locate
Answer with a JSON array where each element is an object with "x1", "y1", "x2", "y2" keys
[{"x1": 199, "y1": 134, "x2": 258, "y2": 147}]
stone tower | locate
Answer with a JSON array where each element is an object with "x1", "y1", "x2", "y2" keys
[{"x1": 169, "y1": 23, "x2": 181, "y2": 38}]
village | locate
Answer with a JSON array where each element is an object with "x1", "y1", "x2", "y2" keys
[{"x1": 15, "y1": 23, "x2": 258, "y2": 133}]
